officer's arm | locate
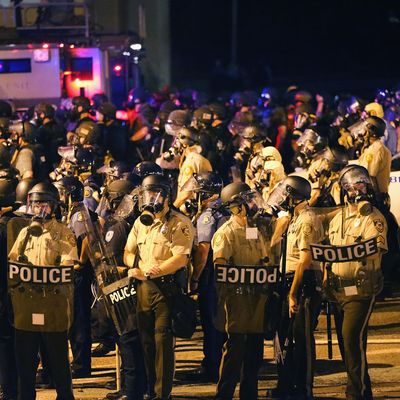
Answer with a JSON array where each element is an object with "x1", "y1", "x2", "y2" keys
[
  {"x1": 192, "y1": 242, "x2": 211, "y2": 281},
  {"x1": 151, "y1": 254, "x2": 190, "y2": 277},
  {"x1": 123, "y1": 225, "x2": 138, "y2": 267},
  {"x1": 214, "y1": 257, "x2": 227, "y2": 265},
  {"x1": 270, "y1": 216, "x2": 290, "y2": 247},
  {"x1": 289, "y1": 249, "x2": 312, "y2": 302}
]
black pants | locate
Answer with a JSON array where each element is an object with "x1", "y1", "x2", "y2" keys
[
  {"x1": 331, "y1": 296, "x2": 375, "y2": 400},
  {"x1": 0, "y1": 313, "x2": 17, "y2": 398},
  {"x1": 276, "y1": 290, "x2": 321, "y2": 397},
  {"x1": 91, "y1": 297, "x2": 117, "y2": 349},
  {"x1": 69, "y1": 269, "x2": 93, "y2": 374},
  {"x1": 118, "y1": 330, "x2": 147, "y2": 400},
  {"x1": 215, "y1": 333, "x2": 264, "y2": 400},
  {"x1": 15, "y1": 329, "x2": 74, "y2": 400},
  {"x1": 198, "y1": 266, "x2": 225, "y2": 379}
]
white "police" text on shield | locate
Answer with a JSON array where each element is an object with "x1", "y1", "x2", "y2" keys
[
  {"x1": 215, "y1": 265, "x2": 278, "y2": 284},
  {"x1": 8, "y1": 264, "x2": 73, "y2": 284},
  {"x1": 310, "y1": 237, "x2": 378, "y2": 263}
]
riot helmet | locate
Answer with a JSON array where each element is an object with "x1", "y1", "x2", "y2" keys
[
  {"x1": 192, "y1": 107, "x2": 213, "y2": 129},
  {"x1": 208, "y1": 102, "x2": 227, "y2": 120},
  {"x1": 338, "y1": 165, "x2": 374, "y2": 205},
  {"x1": 139, "y1": 175, "x2": 171, "y2": 225},
  {"x1": 221, "y1": 182, "x2": 264, "y2": 217},
  {"x1": 297, "y1": 128, "x2": 328, "y2": 159},
  {"x1": 106, "y1": 179, "x2": 136, "y2": 211},
  {"x1": 91, "y1": 93, "x2": 109, "y2": 110},
  {"x1": 228, "y1": 111, "x2": 254, "y2": 136},
  {"x1": 365, "y1": 116, "x2": 386, "y2": 138},
  {"x1": 260, "y1": 146, "x2": 283, "y2": 162},
  {"x1": 181, "y1": 172, "x2": 223, "y2": 217},
  {"x1": 267, "y1": 175, "x2": 311, "y2": 212},
  {"x1": 177, "y1": 126, "x2": 200, "y2": 148},
  {"x1": 9, "y1": 121, "x2": 38, "y2": 144},
  {"x1": 132, "y1": 161, "x2": 163, "y2": 180},
  {"x1": 53, "y1": 176, "x2": 84, "y2": 204},
  {"x1": 27, "y1": 182, "x2": 60, "y2": 218},
  {"x1": 34, "y1": 103, "x2": 55, "y2": 125},
  {"x1": 72, "y1": 96, "x2": 91, "y2": 113},
  {"x1": 96, "y1": 102, "x2": 117, "y2": 123},
  {"x1": 165, "y1": 110, "x2": 192, "y2": 136},
  {"x1": 15, "y1": 178, "x2": 36, "y2": 206},
  {"x1": 75, "y1": 120, "x2": 100, "y2": 145}
]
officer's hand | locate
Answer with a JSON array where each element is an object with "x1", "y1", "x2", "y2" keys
[
  {"x1": 289, "y1": 295, "x2": 299, "y2": 317},
  {"x1": 148, "y1": 265, "x2": 162, "y2": 276},
  {"x1": 128, "y1": 268, "x2": 145, "y2": 281}
]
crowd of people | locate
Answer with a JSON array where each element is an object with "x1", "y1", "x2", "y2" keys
[{"x1": 1, "y1": 84, "x2": 400, "y2": 400}]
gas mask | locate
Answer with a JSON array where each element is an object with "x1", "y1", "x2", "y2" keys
[
  {"x1": 138, "y1": 187, "x2": 168, "y2": 226},
  {"x1": 267, "y1": 182, "x2": 303, "y2": 213},
  {"x1": 339, "y1": 167, "x2": 373, "y2": 214}
]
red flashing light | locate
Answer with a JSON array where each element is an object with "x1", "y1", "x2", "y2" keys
[
  {"x1": 59, "y1": 43, "x2": 65, "y2": 48},
  {"x1": 114, "y1": 64, "x2": 122, "y2": 72},
  {"x1": 69, "y1": 44, "x2": 75, "y2": 49},
  {"x1": 42, "y1": 43, "x2": 49, "y2": 49}
]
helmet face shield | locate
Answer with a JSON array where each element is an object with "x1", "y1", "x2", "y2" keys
[
  {"x1": 138, "y1": 187, "x2": 168, "y2": 213},
  {"x1": 266, "y1": 181, "x2": 290, "y2": 211},
  {"x1": 340, "y1": 167, "x2": 371, "y2": 203},
  {"x1": 165, "y1": 122, "x2": 183, "y2": 136},
  {"x1": 27, "y1": 199, "x2": 55, "y2": 218},
  {"x1": 115, "y1": 194, "x2": 136, "y2": 219}
]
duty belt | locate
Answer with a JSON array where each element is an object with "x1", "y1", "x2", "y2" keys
[
  {"x1": 328, "y1": 271, "x2": 362, "y2": 290},
  {"x1": 151, "y1": 275, "x2": 176, "y2": 284}
]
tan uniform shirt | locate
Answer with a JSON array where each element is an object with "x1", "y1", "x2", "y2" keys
[
  {"x1": 328, "y1": 207, "x2": 387, "y2": 284},
  {"x1": 177, "y1": 149, "x2": 212, "y2": 195},
  {"x1": 358, "y1": 140, "x2": 391, "y2": 193},
  {"x1": 212, "y1": 218, "x2": 269, "y2": 265},
  {"x1": 9, "y1": 220, "x2": 78, "y2": 265},
  {"x1": 211, "y1": 217, "x2": 271, "y2": 333},
  {"x1": 286, "y1": 208, "x2": 325, "y2": 273},
  {"x1": 125, "y1": 210, "x2": 194, "y2": 273}
]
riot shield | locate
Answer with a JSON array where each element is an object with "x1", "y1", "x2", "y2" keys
[
  {"x1": 76, "y1": 204, "x2": 137, "y2": 335},
  {"x1": 214, "y1": 263, "x2": 278, "y2": 334},
  {"x1": 7, "y1": 216, "x2": 74, "y2": 332}
]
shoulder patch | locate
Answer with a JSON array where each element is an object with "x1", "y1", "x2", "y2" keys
[
  {"x1": 213, "y1": 233, "x2": 223, "y2": 246},
  {"x1": 202, "y1": 215, "x2": 211, "y2": 225},
  {"x1": 365, "y1": 153, "x2": 373, "y2": 164},
  {"x1": 302, "y1": 224, "x2": 312, "y2": 236},
  {"x1": 67, "y1": 233, "x2": 76, "y2": 246},
  {"x1": 181, "y1": 224, "x2": 190, "y2": 238},
  {"x1": 373, "y1": 219, "x2": 384, "y2": 233},
  {"x1": 77, "y1": 212, "x2": 83, "y2": 222},
  {"x1": 105, "y1": 230, "x2": 114, "y2": 242}
]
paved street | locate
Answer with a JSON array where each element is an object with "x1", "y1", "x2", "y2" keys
[{"x1": 36, "y1": 294, "x2": 400, "y2": 400}]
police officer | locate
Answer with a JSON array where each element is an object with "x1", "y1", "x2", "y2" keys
[
  {"x1": 173, "y1": 127, "x2": 213, "y2": 208},
  {"x1": 54, "y1": 176, "x2": 94, "y2": 379},
  {"x1": 96, "y1": 102, "x2": 128, "y2": 163},
  {"x1": 326, "y1": 165, "x2": 387, "y2": 400},
  {"x1": 33, "y1": 102, "x2": 66, "y2": 174},
  {"x1": 8, "y1": 182, "x2": 78, "y2": 400},
  {"x1": 356, "y1": 116, "x2": 391, "y2": 206},
  {"x1": 123, "y1": 175, "x2": 194, "y2": 400},
  {"x1": 9, "y1": 121, "x2": 40, "y2": 180},
  {"x1": 100, "y1": 178, "x2": 146, "y2": 400},
  {"x1": 267, "y1": 176, "x2": 325, "y2": 400},
  {"x1": 180, "y1": 172, "x2": 226, "y2": 383},
  {"x1": 211, "y1": 182, "x2": 270, "y2": 400}
]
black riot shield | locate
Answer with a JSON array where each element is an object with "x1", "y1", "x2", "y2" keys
[
  {"x1": 214, "y1": 263, "x2": 278, "y2": 334},
  {"x1": 7, "y1": 216, "x2": 74, "y2": 332},
  {"x1": 77, "y1": 205, "x2": 137, "y2": 335}
]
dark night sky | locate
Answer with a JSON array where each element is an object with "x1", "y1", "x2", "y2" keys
[{"x1": 170, "y1": 0, "x2": 400, "y2": 95}]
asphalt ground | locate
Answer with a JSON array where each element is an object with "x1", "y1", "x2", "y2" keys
[{"x1": 36, "y1": 293, "x2": 400, "y2": 400}]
